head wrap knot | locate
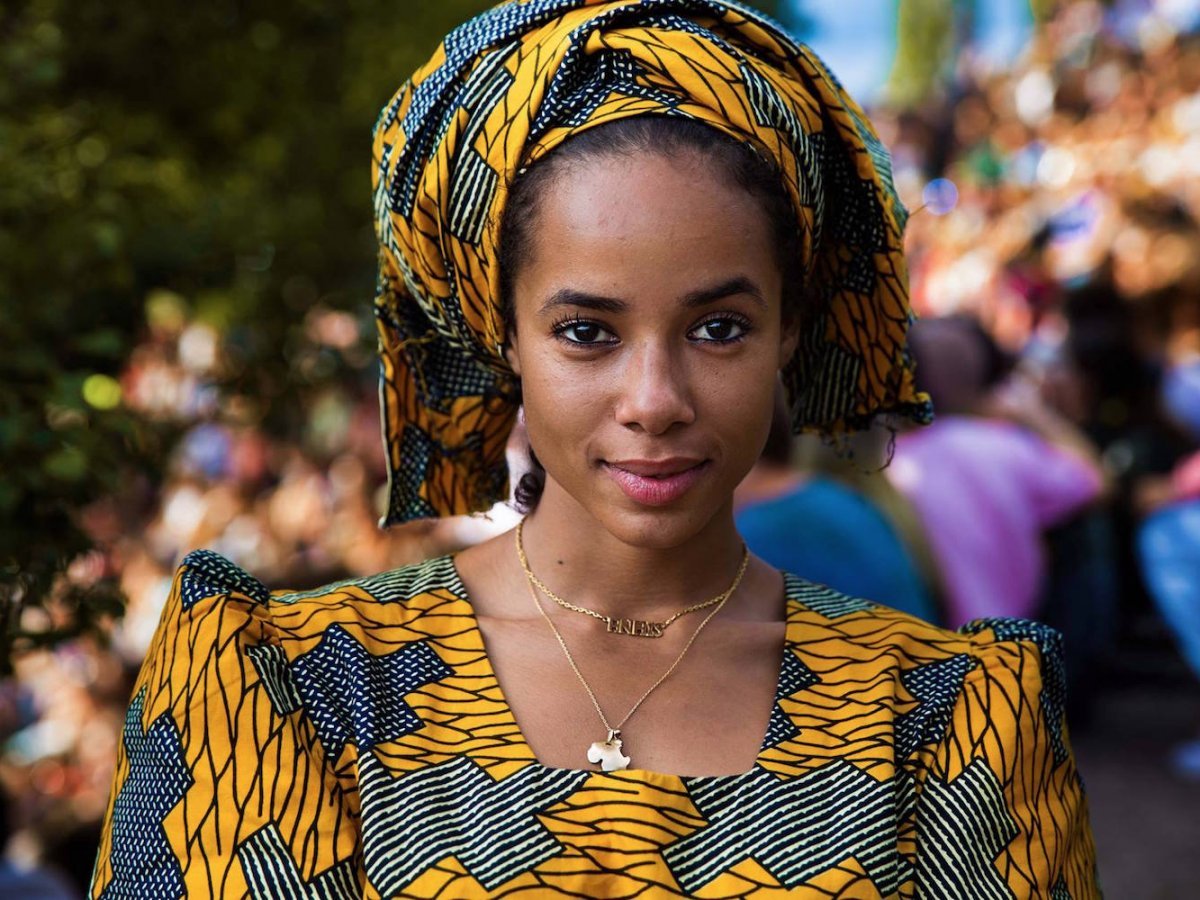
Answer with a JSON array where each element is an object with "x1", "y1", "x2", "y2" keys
[{"x1": 373, "y1": 0, "x2": 932, "y2": 524}]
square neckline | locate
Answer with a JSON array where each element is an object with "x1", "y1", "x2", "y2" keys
[{"x1": 444, "y1": 553, "x2": 797, "y2": 784}]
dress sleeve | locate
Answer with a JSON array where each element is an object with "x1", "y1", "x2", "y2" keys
[
  {"x1": 910, "y1": 618, "x2": 1100, "y2": 898},
  {"x1": 90, "y1": 551, "x2": 362, "y2": 899}
]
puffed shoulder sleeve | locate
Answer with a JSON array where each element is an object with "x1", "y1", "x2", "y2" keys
[
  {"x1": 91, "y1": 551, "x2": 362, "y2": 899},
  {"x1": 911, "y1": 618, "x2": 1101, "y2": 899}
]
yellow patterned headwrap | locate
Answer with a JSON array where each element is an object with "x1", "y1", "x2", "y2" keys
[{"x1": 372, "y1": 0, "x2": 933, "y2": 525}]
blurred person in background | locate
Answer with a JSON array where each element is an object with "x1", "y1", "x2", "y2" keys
[
  {"x1": 1139, "y1": 496, "x2": 1200, "y2": 779},
  {"x1": 0, "y1": 788, "x2": 76, "y2": 899},
  {"x1": 86, "y1": 1, "x2": 1098, "y2": 897},
  {"x1": 1129, "y1": 237, "x2": 1200, "y2": 780},
  {"x1": 1053, "y1": 275, "x2": 1192, "y2": 632},
  {"x1": 888, "y1": 315, "x2": 1107, "y2": 627},
  {"x1": 736, "y1": 391, "x2": 940, "y2": 623}
]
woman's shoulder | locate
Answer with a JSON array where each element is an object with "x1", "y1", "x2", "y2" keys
[
  {"x1": 267, "y1": 552, "x2": 468, "y2": 610},
  {"x1": 780, "y1": 573, "x2": 1071, "y2": 778},
  {"x1": 162, "y1": 548, "x2": 472, "y2": 641},
  {"x1": 138, "y1": 550, "x2": 476, "y2": 742},
  {"x1": 780, "y1": 570, "x2": 1063, "y2": 673}
]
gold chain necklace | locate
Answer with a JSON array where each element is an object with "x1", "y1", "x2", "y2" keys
[
  {"x1": 515, "y1": 518, "x2": 748, "y2": 638},
  {"x1": 528, "y1": 566, "x2": 734, "y2": 772},
  {"x1": 516, "y1": 525, "x2": 748, "y2": 772}
]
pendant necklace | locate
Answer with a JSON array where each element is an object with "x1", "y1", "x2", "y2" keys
[{"x1": 517, "y1": 525, "x2": 749, "y2": 771}]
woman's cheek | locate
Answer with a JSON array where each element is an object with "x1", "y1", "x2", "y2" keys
[{"x1": 524, "y1": 351, "x2": 606, "y2": 449}]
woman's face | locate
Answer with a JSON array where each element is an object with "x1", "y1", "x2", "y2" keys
[{"x1": 507, "y1": 150, "x2": 796, "y2": 549}]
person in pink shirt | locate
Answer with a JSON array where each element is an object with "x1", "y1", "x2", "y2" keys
[{"x1": 888, "y1": 316, "x2": 1107, "y2": 626}]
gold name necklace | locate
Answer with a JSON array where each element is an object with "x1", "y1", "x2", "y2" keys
[
  {"x1": 515, "y1": 518, "x2": 748, "y2": 638},
  {"x1": 516, "y1": 526, "x2": 750, "y2": 771}
]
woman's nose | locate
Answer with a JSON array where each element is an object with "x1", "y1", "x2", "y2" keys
[{"x1": 613, "y1": 342, "x2": 696, "y2": 435}]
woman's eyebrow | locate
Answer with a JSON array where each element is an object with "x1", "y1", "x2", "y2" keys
[
  {"x1": 539, "y1": 289, "x2": 628, "y2": 314},
  {"x1": 682, "y1": 276, "x2": 766, "y2": 309},
  {"x1": 539, "y1": 277, "x2": 765, "y2": 315}
]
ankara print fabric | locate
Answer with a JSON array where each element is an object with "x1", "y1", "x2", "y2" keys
[
  {"x1": 92, "y1": 550, "x2": 1099, "y2": 899},
  {"x1": 372, "y1": 0, "x2": 933, "y2": 524}
]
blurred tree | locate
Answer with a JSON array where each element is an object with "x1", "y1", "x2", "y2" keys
[
  {"x1": 1029, "y1": 0, "x2": 1058, "y2": 21},
  {"x1": 887, "y1": 0, "x2": 956, "y2": 108},
  {"x1": 0, "y1": 0, "x2": 494, "y2": 671},
  {"x1": 888, "y1": 0, "x2": 1053, "y2": 108},
  {"x1": 0, "y1": 0, "x2": 782, "y2": 671}
]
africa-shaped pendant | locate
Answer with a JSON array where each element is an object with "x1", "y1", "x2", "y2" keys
[{"x1": 587, "y1": 730, "x2": 631, "y2": 771}]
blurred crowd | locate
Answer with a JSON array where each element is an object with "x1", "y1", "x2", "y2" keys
[
  {"x1": 5, "y1": 0, "x2": 1200, "y2": 894},
  {"x1": 875, "y1": 0, "x2": 1200, "y2": 759}
]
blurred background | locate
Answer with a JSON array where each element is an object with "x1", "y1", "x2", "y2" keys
[{"x1": 3, "y1": 0, "x2": 1200, "y2": 895}]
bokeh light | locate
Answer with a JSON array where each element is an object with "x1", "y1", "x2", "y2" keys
[
  {"x1": 81, "y1": 374, "x2": 122, "y2": 410},
  {"x1": 922, "y1": 178, "x2": 959, "y2": 216}
]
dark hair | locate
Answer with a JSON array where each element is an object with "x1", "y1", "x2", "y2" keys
[{"x1": 498, "y1": 116, "x2": 806, "y2": 512}]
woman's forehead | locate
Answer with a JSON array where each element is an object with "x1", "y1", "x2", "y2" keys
[{"x1": 519, "y1": 155, "x2": 777, "y2": 285}]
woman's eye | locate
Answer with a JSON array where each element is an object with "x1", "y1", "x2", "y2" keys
[
  {"x1": 689, "y1": 317, "x2": 748, "y2": 343},
  {"x1": 556, "y1": 320, "x2": 615, "y2": 344}
]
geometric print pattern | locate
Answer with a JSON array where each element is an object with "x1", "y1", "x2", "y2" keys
[
  {"x1": 667, "y1": 760, "x2": 901, "y2": 893},
  {"x1": 793, "y1": 323, "x2": 864, "y2": 427},
  {"x1": 914, "y1": 760, "x2": 1019, "y2": 899},
  {"x1": 98, "y1": 689, "x2": 192, "y2": 900},
  {"x1": 386, "y1": 0, "x2": 589, "y2": 217},
  {"x1": 962, "y1": 617, "x2": 1071, "y2": 765},
  {"x1": 358, "y1": 753, "x2": 589, "y2": 894},
  {"x1": 177, "y1": 548, "x2": 270, "y2": 610},
  {"x1": 371, "y1": 0, "x2": 933, "y2": 525},
  {"x1": 247, "y1": 645, "x2": 303, "y2": 716},
  {"x1": 762, "y1": 650, "x2": 819, "y2": 748},
  {"x1": 783, "y1": 570, "x2": 877, "y2": 617},
  {"x1": 529, "y1": 43, "x2": 685, "y2": 135},
  {"x1": 93, "y1": 551, "x2": 1100, "y2": 898},
  {"x1": 441, "y1": 21, "x2": 520, "y2": 245},
  {"x1": 274, "y1": 552, "x2": 466, "y2": 606},
  {"x1": 290, "y1": 626, "x2": 454, "y2": 764},
  {"x1": 895, "y1": 653, "x2": 977, "y2": 761},
  {"x1": 237, "y1": 824, "x2": 360, "y2": 900}
]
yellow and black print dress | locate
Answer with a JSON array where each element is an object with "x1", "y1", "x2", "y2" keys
[{"x1": 92, "y1": 549, "x2": 1099, "y2": 898}]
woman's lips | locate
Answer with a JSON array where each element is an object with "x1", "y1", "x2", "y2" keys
[{"x1": 602, "y1": 459, "x2": 711, "y2": 506}]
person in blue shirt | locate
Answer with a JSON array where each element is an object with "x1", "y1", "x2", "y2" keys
[{"x1": 736, "y1": 396, "x2": 941, "y2": 623}]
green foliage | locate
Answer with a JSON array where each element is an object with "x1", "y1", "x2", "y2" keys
[
  {"x1": 0, "y1": 0, "x2": 785, "y2": 672},
  {"x1": 887, "y1": 0, "x2": 1057, "y2": 108},
  {"x1": 1029, "y1": 0, "x2": 1058, "y2": 22},
  {"x1": 0, "y1": 0, "x2": 493, "y2": 671},
  {"x1": 887, "y1": 0, "x2": 955, "y2": 109}
]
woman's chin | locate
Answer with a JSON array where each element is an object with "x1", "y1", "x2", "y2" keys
[{"x1": 593, "y1": 501, "x2": 725, "y2": 551}]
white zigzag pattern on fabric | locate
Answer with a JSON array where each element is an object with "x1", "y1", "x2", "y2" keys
[
  {"x1": 273, "y1": 554, "x2": 464, "y2": 605},
  {"x1": 667, "y1": 760, "x2": 900, "y2": 893},
  {"x1": 247, "y1": 644, "x2": 303, "y2": 716},
  {"x1": 783, "y1": 571, "x2": 877, "y2": 618},
  {"x1": 358, "y1": 753, "x2": 588, "y2": 895},
  {"x1": 238, "y1": 823, "x2": 360, "y2": 900},
  {"x1": 915, "y1": 759, "x2": 1019, "y2": 899}
]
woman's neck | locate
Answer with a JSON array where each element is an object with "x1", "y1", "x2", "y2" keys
[{"x1": 517, "y1": 481, "x2": 747, "y2": 622}]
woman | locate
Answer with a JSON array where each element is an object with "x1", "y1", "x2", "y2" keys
[{"x1": 92, "y1": 2, "x2": 1099, "y2": 897}]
